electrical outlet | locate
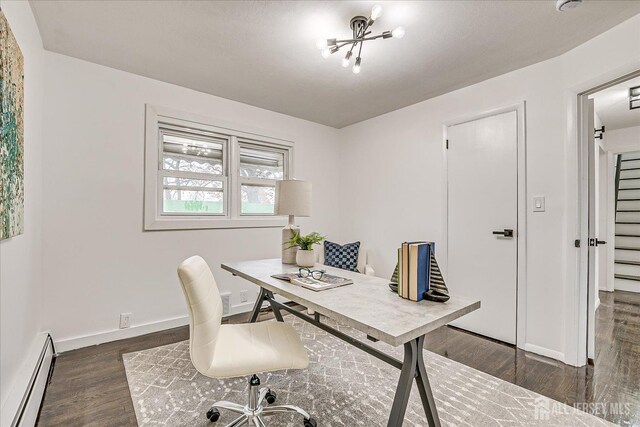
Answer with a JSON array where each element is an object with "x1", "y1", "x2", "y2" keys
[
  {"x1": 240, "y1": 290, "x2": 248, "y2": 303},
  {"x1": 119, "y1": 313, "x2": 131, "y2": 329},
  {"x1": 220, "y1": 292, "x2": 231, "y2": 316}
]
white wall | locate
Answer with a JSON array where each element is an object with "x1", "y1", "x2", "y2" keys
[
  {"x1": 0, "y1": 0, "x2": 45, "y2": 420},
  {"x1": 603, "y1": 126, "x2": 640, "y2": 153},
  {"x1": 41, "y1": 52, "x2": 343, "y2": 351},
  {"x1": 338, "y1": 15, "x2": 640, "y2": 364}
]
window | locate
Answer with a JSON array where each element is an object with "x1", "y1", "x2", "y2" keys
[
  {"x1": 161, "y1": 128, "x2": 228, "y2": 215},
  {"x1": 145, "y1": 105, "x2": 293, "y2": 230},
  {"x1": 239, "y1": 142, "x2": 287, "y2": 215}
]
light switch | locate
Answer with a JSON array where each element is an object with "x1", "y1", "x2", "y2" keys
[{"x1": 533, "y1": 196, "x2": 545, "y2": 212}]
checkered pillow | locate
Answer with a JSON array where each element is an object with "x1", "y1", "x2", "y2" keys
[{"x1": 324, "y1": 241, "x2": 360, "y2": 272}]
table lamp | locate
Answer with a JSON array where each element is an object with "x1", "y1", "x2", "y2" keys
[{"x1": 275, "y1": 180, "x2": 312, "y2": 264}]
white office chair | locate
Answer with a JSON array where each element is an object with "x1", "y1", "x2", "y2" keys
[{"x1": 177, "y1": 256, "x2": 316, "y2": 427}]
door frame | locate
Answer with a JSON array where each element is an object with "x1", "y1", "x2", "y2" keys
[
  {"x1": 573, "y1": 68, "x2": 640, "y2": 366},
  {"x1": 441, "y1": 102, "x2": 527, "y2": 349}
]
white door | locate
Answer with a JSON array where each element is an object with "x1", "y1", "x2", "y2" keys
[{"x1": 447, "y1": 111, "x2": 518, "y2": 344}]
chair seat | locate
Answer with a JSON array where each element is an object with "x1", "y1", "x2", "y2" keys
[{"x1": 202, "y1": 321, "x2": 309, "y2": 379}]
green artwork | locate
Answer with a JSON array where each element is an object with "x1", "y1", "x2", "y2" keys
[{"x1": 0, "y1": 10, "x2": 24, "y2": 240}]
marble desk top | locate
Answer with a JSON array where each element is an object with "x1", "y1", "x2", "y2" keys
[{"x1": 222, "y1": 259, "x2": 480, "y2": 347}]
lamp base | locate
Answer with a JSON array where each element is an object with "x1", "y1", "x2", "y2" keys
[{"x1": 281, "y1": 225, "x2": 300, "y2": 264}]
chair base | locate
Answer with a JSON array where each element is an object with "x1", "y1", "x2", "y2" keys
[{"x1": 206, "y1": 375, "x2": 316, "y2": 427}]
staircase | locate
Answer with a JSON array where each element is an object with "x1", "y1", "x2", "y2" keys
[{"x1": 614, "y1": 153, "x2": 640, "y2": 292}]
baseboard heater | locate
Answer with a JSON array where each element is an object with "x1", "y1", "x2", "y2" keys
[{"x1": 11, "y1": 334, "x2": 55, "y2": 427}]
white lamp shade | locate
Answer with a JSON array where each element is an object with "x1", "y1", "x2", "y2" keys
[{"x1": 275, "y1": 180, "x2": 311, "y2": 217}]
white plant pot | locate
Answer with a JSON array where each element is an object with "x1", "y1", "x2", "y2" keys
[{"x1": 296, "y1": 249, "x2": 315, "y2": 268}]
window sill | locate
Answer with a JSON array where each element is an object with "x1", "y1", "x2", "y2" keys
[{"x1": 144, "y1": 216, "x2": 286, "y2": 231}]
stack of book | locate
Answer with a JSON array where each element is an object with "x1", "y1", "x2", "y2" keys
[{"x1": 397, "y1": 241, "x2": 435, "y2": 302}]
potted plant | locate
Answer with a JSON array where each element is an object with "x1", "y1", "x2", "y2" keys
[{"x1": 286, "y1": 230, "x2": 325, "y2": 268}]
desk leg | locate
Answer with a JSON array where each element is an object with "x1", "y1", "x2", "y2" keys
[
  {"x1": 249, "y1": 288, "x2": 266, "y2": 323},
  {"x1": 265, "y1": 290, "x2": 284, "y2": 322},
  {"x1": 415, "y1": 335, "x2": 440, "y2": 427},
  {"x1": 249, "y1": 288, "x2": 284, "y2": 323},
  {"x1": 388, "y1": 335, "x2": 440, "y2": 427},
  {"x1": 388, "y1": 339, "x2": 418, "y2": 426}
]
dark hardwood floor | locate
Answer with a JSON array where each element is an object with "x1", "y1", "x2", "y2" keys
[{"x1": 37, "y1": 291, "x2": 639, "y2": 426}]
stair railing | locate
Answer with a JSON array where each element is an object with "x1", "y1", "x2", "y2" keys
[{"x1": 614, "y1": 154, "x2": 622, "y2": 215}]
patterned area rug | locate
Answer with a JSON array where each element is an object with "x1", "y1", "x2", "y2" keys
[{"x1": 123, "y1": 317, "x2": 613, "y2": 427}]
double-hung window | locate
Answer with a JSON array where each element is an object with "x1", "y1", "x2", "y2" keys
[
  {"x1": 238, "y1": 141, "x2": 287, "y2": 215},
  {"x1": 160, "y1": 127, "x2": 228, "y2": 216},
  {"x1": 145, "y1": 105, "x2": 293, "y2": 230}
]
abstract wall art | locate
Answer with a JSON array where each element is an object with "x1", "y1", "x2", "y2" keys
[{"x1": 0, "y1": 10, "x2": 24, "y2": 240}]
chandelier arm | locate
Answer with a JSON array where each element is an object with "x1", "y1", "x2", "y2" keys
[
  {"x1": 336, "y1": 29, "x2": 386, "y2": 46},
  {"x1": 362, "y1": 14, "x2": 375, "y2": 34},
  {"x1": 335, "y1": 38, "x2": 361, "y2": 44},
  {"x1": 361, "y1": 23, "x2": 370, "y2": 38},
  {"x1": 335, "y1": 41, "x2": 352, "y2": 48},
  {"x1": 360, "y1": 33, "x2": 389, "y2": 42}
]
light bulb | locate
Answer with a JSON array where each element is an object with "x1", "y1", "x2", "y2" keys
[
  {"x1": 316, "y1": 39, "x2": 326, "y2": 49},
  {"x1": 321, "y1": 48, "x2": 330, "y2": 59},
  {"x1": 353, "y1": 57, "x2": 361, "y2": 74},
  {"x1": 342, "y1": 51, "x2": 352, "y2": 68},
  {"x1": 392, "y1": 26, "x2": 405, "y2": 39},
  {"x1": 371, "y1": 5, "x2": 383, "y2": 20}
]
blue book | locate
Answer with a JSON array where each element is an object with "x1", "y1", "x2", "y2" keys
[{"x1": 409, "y1": 242, "x2": 431, "y2": 301}]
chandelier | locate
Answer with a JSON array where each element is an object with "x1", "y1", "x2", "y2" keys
[{"x1": 316, "y1": 5, "x2": 405, "y2": 74}]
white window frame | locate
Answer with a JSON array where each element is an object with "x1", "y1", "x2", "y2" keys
[{"x1": 144, "y1": 105, "x2": 294, "y2": 230}]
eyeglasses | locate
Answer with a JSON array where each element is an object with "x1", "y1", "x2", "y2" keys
[{"x1": 298, "y1": 268, "x2": 325, "y2": 280}]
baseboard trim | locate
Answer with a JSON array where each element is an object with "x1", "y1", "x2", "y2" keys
[
  {"x1": 55, "y1": 315, "x2": 190, "y2": 353},
  {"x1": 54, "y1": 295, "x2": 279, "y2": 353},
  {"x1": 0, "y1": 332, "x2": 52, "y2": 427},
  {"x1": 523, "y1": 343, "x2": 565, "y2": 363},
  {"x1": 230, "y1": 301, "x2": 255, "y2": 315}
]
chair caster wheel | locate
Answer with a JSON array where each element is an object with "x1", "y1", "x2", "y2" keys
[
  {"x1": 206, "y1": 408, "x2": 220, "y2": 422},
  {"x1": 304, "y1": 418, "x2": 317, "y2": 427},
  {"x1": 265, "y1": 389, "x2": 277, "y2": 404}
]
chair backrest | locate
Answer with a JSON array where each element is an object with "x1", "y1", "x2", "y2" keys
[{"x1": 177, "y1": 256, "x2": 223, "y2": 374}]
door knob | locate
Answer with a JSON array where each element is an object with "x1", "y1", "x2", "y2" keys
[
  {"x1": 589, "y1": 238, "x2": 607, "y2": 246},
  {"x1": 492, "y1": 229, "x2": 514, "y2": 238}
]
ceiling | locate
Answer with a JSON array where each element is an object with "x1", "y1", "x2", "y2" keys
[
  {"x1": 592, "y1": 76, "x2": 640, "y2": 131},
  {"x1": 30, "y1": 1, "x2": 640, "y2": 128}
]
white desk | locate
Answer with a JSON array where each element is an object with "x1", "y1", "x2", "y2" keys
[{"x1": 222, "y1": 259, "x2": 480, "y2": 427}]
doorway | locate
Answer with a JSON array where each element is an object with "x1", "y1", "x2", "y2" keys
[
  {"x1": 583, "y1": 73, "x2": 640, "y2": 362},
  {"x1": 444, "y1": 105, "x2": 526, "y2": 346}
]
